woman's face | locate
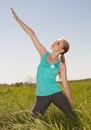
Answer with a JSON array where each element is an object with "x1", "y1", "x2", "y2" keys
[{"x1": 51, "y1": 39, "x2": 64, "y2": 53}]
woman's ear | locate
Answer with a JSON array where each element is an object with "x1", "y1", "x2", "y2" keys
[{"x1": 60, "y1": 49, "x2": 64, "y2": 54}]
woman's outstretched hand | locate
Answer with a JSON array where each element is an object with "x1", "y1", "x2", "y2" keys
[
  {"x1": 11, "y1": 8, "x2": 19, "y2": 21},
  {"x1": 10, "y1": 8, "x2": 47, "y2": 57}
]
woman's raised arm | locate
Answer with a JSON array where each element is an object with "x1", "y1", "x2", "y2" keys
[{"x1": 11, "y1": 8, "x2": 47, "y2": 57}]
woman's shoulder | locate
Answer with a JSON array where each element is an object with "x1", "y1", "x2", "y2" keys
[{"x1": 41, "y1": 51, "x2": 49, "y2": 58}]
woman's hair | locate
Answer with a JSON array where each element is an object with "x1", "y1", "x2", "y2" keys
[
  {"x1": 60, "y1": 54, "x2": 65, "y2": 64},
  {"x1": 60, "y1": 39, "x2": 70, "y2": 64},
  {"x1": 61, "y1": 39, "x2": 70, "y2": 54}
]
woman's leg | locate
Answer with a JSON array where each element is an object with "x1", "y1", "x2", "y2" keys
[
  {"x1": 31, "y1": 96, "x2": 51, "y2": 117},
  {"x1": 52, "y1": 92, "x2": 72, "y2": 115},
  {"x1": 52, "y1": 92, "x2": 82, "y2": 126}
]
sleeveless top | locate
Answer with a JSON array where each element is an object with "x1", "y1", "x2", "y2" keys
[{"x1": 36, "y1": 52, "x2": 62, "y2": 96}]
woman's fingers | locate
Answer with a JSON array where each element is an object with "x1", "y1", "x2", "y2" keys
[{"x1": 11, "y1": 8, "x2": 18, "y2": 21}]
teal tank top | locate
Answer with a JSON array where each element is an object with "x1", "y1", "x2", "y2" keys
[{"x1": 36, "y1": 52, "x2": 62, "y2": 96}]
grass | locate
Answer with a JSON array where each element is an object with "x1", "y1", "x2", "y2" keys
[{"x1": 0, "y1": 79, "x2": 91, "y2": 130}]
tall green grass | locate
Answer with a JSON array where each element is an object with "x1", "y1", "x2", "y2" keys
[{"x1": 0, "y1": 79, "x2": 91, "y2": 130}]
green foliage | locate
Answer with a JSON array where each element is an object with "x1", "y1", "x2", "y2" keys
[{"x1": 0, "y1": 79, "x2": 91, "y2": 130}]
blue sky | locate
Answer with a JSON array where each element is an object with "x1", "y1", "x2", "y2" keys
[{"x1": 0, "y1": 0, "x2": 91, "y2": 83}]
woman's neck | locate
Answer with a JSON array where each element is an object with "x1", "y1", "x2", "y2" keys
[
  {"x1": 47, "y1": 52, "x2": 59, "y2": 64},
  {"x1": 49, "y1": 51, "x2": 59, "y2": 59}
]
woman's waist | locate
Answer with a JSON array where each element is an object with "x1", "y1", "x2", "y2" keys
[{"x1": 36, "y1": 85, "x2": 61, "y2": 96}]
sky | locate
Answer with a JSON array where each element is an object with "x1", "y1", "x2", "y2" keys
[{"x1": 0, "y1": 0, "x2": 91, "y2": 84}]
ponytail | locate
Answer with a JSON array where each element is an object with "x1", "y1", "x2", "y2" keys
[{"x1": 60, "y1": 54, "x2": 65, "y2": 64}]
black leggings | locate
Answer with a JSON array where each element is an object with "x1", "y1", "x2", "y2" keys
[{"x1": 32, "y1": 92, "x2": 72, "y2": 117}]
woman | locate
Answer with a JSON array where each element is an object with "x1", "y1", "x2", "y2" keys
[{"x1": 11, "y1": 8, "x2": 73, "y2": 117}]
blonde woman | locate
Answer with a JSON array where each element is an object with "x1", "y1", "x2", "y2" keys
[{"x1": 11, "y1": 8, "x2": 73, "y2": 117}]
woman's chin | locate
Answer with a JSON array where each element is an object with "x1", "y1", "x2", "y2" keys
[
  {"x1": 50, "y1": 45, "x2": 54, "y2": 50},
  {"x1": 50, "y1": 46, "x2": 52, "y2": 49}
]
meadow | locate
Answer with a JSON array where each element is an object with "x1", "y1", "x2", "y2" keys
[{"x1": 0, "y1": 79, "x2": 91, "y2": 130}]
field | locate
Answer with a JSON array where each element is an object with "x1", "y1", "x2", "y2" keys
[{"x1": 0, "y1": 79, "x2": 91, "y2": 130}]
